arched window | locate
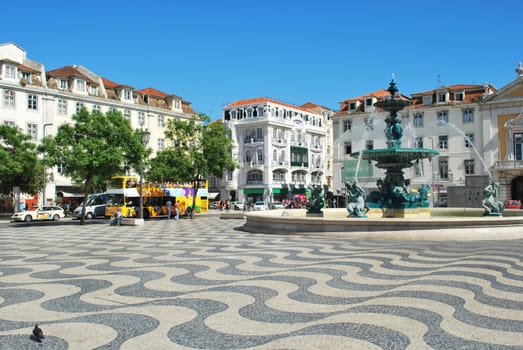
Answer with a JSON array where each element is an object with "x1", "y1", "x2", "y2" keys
[{"x1": 247, "y1": 170, "x2": 263, "y2": 184}]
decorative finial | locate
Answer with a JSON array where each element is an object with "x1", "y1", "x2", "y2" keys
[
  {"x1": 516, "y1": 61, "x2": 523, "y2": 76},
  {"x1": 387, "y1": 79, "x2": 398, "y2": 99}
]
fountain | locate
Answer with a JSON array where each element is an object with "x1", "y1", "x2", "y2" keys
[
  {"x1": 240, "y1": 80, "x2": 523, "y2": 240},
  {"x1": 351, "y1": 79, "x2": 439, "y2": 218}
]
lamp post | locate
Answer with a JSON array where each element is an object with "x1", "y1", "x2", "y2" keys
[
  {"x1": 138, "y1": 129, "x2": 150, "y2": 219},
  {"x1": 428, "y1": 136, "x2": 436, "y2": 206},
  {"x1": 42, "y1": 123, "x2": 53, "y2": 207}
]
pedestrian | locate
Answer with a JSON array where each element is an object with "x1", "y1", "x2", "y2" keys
[
  {"x1": 175, "y1": 201, "x2": 180, "y2": 220},
  {"x1": 166, "y1": 199, "x2": 172, "y2": 219},
  {"x1": 63, "y1": 202, "x2": 70, "y2": 217}
]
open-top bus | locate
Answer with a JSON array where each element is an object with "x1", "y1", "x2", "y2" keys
[{"x1": 105, "y1": 175, "x2": 208, "y2": 219}]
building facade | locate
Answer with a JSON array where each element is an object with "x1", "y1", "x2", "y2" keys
[
  {"x1": 0, "y1": 42, "x2": 196, "y2": 207},
  {"x1": 222, "y1": 97, "x2": 332, "y2": 207}
]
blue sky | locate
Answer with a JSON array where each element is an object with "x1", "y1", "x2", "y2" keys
[{"x1": 3, "y1": 0, "x2": 522, "y2": 120}]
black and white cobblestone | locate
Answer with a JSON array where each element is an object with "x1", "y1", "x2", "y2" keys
[{"x1": 0, "y1": 215, "x2": 522, "y2": 349}]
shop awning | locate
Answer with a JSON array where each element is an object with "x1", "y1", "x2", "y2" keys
[
  {"x1": 208, "y1": 192, "x2": 220, "y2": 200},
  {"x1": 244, "y1": 188, "x2": 264, "y2": 194},
  {"x1": 57, "y1": 191, "x2": 85, "y2": 198},
  {"x1": 272, "y1": 188, "x2": 288, "y2": 194}
]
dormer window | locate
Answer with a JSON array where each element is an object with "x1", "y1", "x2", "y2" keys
[
  {"x1": 349, "y1": 102, "x2": 358, "y2": 111},
  {"x1": 59, "y1": 79, "x2": 69, "y2": 90},
  {"x1": 3, "y1": 64, "x2": 17, "y2": 80},
  {"x1": 454, "y1": 91, "x2": 464, "y2": 101},
  {"x1": 74, "y1": 79, "x2": 86, "y2": 92},
  {"x1": 422, "y1": 95, "x2": 432, "y2": 105},
  {"x1": 89, "y1": 85, "x2": 98, "y2": 96},
  {"x1": 21, "y1": 72, "x2": 32, "y2": 83},
  {"x1": 365, "y1": 98, "x2": 373, "y2": 106},
  {"x1": 123, "y1": 89, "x2": 132, "y2": 101},
  {"x1": 143, "y1": 95, "x2": 149, "y2": 104},
  {"x1": 437, "y1": 92, "x2": 448, "y2": 103},
  {"x1": 174, "y1": 99, "x2": 181, "y2": 109}
]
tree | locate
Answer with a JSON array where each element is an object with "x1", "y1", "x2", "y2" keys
[
  {"x1": 0, "y1": 124, "x2": 43, "y2": 196},
  {"x1": 147, "y1": 114, "x2": 236, "y2": 217},
  {"x1": 40, "y1": 108, "x2": 148, "y2": 224}
]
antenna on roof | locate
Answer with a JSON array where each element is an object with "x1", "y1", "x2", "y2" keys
[{"x1": 437, "y1": 74, "x2": 442, "y2": 87}]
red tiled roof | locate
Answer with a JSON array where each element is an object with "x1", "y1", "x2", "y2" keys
[
  {"x1": 18, "y1": 64, "x2": 40, "y2": 73},
  {"x1": 102, "y1": 77, "x2": 119, "y2": 88},
  {"x1": 225, "y1": 97, "x2": 318, "y2": 114},
  {"x1": 137, "y1": 87, "x2": 168, "y2": 97},
  {"x1": 47, "y1": 66, "x2": 86, "y2": 79},
  {"x1": 411, "y1": 84, "x2": 487, "y2": 96}
]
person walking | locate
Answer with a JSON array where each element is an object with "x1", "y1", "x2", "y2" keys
[
  {"x1": 166, "y1": 199, "x2": 172, "y2": 219},
  {"x1": 174, "y1": 201, "x2": 180, "y2": 220}
]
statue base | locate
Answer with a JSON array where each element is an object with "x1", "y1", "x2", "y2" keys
[
  {"x1": 347, "y1": 214, "x2": 368, "y2": 219},
  {"x1": 306, "y1": 212, "x2": 324, "y2": 218},
  {"x1": 484, "y1": 212, "x2": 503, "y2": 217},
  {"x1": 367, "y1": 207, "x2": 432, "y2": 218}
]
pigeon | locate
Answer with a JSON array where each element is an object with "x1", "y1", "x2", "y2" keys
[{"x1": 32, "y1": 324, "x2": 44, "y2": 343}]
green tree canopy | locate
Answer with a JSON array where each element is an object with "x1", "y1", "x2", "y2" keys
[
  {"x1": 147, "y1": 114, "x2": 236, "y2": 216},
  {"x1": 0, "y1": 124, "x2": 43, "y2": 195},
  {"x1": 40, "y1": 108, "x2": 148, "y2": 223}
]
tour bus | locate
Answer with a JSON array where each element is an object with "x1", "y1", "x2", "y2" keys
[{"x1": 105, "y1": 175, "x2": 208, "y2": 219}]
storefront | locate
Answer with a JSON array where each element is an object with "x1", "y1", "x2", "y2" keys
[{"x1": 243, "y1": 188, "x2": 264, "y2": 204}]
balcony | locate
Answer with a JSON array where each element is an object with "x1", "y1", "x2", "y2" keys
[{"x1": 494, "y1": 160, "x2": 523, "y2": 170}]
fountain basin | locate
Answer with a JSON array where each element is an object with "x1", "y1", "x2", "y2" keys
[{"x1": 242, "y1": 208, "x2": 523, "y2": 240}]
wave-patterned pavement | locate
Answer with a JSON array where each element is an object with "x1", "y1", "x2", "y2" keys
[{"x1": 0, "y1": 215, "x2": 522, "y2": 349}]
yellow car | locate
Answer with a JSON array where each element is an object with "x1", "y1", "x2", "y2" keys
[{"x1": 11, "y1": 206, "x2": 65, "y2": 222}]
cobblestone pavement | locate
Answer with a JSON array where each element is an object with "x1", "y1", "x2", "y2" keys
[{"x1": 0, "y1": 215, "x2": 522, "y2": 349}]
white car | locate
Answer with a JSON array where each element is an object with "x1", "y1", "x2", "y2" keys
[
  {"x1": 253, "y1": 201, "x2": 268, "y2": 211},
  {"x1": 272, "y1": 201, "x2": 284, "y2": 209},
  {"x1": 11, "y1": 206, "x2": 65, "y2": 222}
]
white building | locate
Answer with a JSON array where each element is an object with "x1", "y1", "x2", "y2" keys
[
  {"x1": 222, "y1": 97, "x2": 333, "y2": 206},
  {"x1": 0, "y1": 42, "x2": 196, "y2": 208}
]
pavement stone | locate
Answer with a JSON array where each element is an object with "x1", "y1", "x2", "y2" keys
[{"x1": 0, "y1": 214, "x2": 522, "y2": 349}]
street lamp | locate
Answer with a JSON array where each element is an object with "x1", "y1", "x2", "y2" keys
[
  {"x1": 138, "y1": 129, "x2": 150, "y2": 219},
  {"x1": 427, "y1": 136, "x2": 436, "y2": 206},
  {"x1": 42, "y1": 123, "x2": 53, "y2": 207}
]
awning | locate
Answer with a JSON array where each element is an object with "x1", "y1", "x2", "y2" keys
[
  {"x1": 57, "y1": 191, "x2": 85, "y2": 198},
  {"x1": 208, "y1": 192, "x2": 220, "y2": 200},
  {"x1": 244, "y1": 188, "x2": 264, "y2": 194},
  {"x1": 272, "y1": 188, "x2": 288, "y2": 194}
]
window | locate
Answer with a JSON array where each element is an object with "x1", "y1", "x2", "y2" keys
[
  {"x1": 258, "y1": 106, "x2": 264, "y2": 117},
  {"x1": 157, "y1": 115, "x2": 165, "y2": 127},
  {"x1": 437, "y1": 92, "x2": 447, "y2": 103},
  {"x1": 4, "y1": 120, "x2": 15, "y2": 127},
  {"x1": 75, "y1": 101, "x2": 84, "y2": 112},
  {"x1": 157, "y1": 138, "x2": 165, "y2": 151},
  {"x1": 257, "y1": 148, "x2": 263, "y2": 163},
  {"x1": 464, "y1": 133, "x2": 474, "y2": 148},
  {"x1": 343, "y1": 120, "x2": 352, "y2": 132},
  {"x1": 415, "y1": 137, "x2": 423, "y2": 148},
  {"x1": 138, "y1": 112, "x2": 145, "y2": 126},
  {"x1": 59, "y1": 79, "x2": 69, "y2": 90},
  {"x1": 245, "y1": 150, "x2": 252, "y2": 164},
  {"x1": 454, "y1": 92, "x2": 464, "y2": 101},
  {"x1": 75, "y1": 79, "x2": 86, "y2": 92},
  {"x1": 464, "y1": 159, "x2": 475, "y2": 174},
  {"x1": 3, "y1": 89, "x2": 15, "y2": 108},
  {"x1": 4, "y1": 64, "x2": 17, "y2": 79},
  {"x1": 439, "y1": 158, "x2": 449, "y2": 180},
  {"x1": 57, "y1": 99, "x2": 67, "y2": 114},
  {"x1": 365, "y1": 98, "x2": 373, "y2": 106},
  {"x1": 463, "y1": 108, "x2": 474, "y2": 123},
  {"x1": 57, "y1": 160, "x2": 66, "y2": 175},
  {"x1": 514, "y1": 133, "x2": 523, "y2": 160},
  {"x1": 413, "y1": 113, "x2": 423, "y2": 127},
  {"x1": 92, "y1": 104, "x2": 101, "y2": 112},
  {"x1": 439, "y1": 135, "x2": 448, "y2": 149},
  {"x1": 27, "y1": 123, "x2": 37, "y2": 141},
  {"x1": 247, "y1": 170, "x2": 263, "y2": 184},
  {"x1": 344, "y1": 142, "x2": 352, "y2": 154},
  {"x1": 124, "y1": 109, "x2": 131, "y2": 120},
  {"x1": 21, "y1": 72, "x2": 32, "y2": 83},
  {"x1": 437, "y1": 111, "x2": 448, "y2": 125},
  {"x1": 366, "y1": 140, "x2": 373, "y2": 150},
  {"x1": 422, "y1": 95, "x2": 432, "y2": 105},
  {"x1": 123, "y1": 89, "x2": 132, "y2": 100},
  {"x1": 349, "y1": 102, "x2": 357, "y2": 111},
  {"x1": 27, "y1": 94, "x2": 38, "y2": 111}
]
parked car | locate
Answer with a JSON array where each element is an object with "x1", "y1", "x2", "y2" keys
[
  {"x1": 504, "y1": 199, "x2": 522, "y2": 209},
  {"x1": 209, "y1": 201, "x2": 218, "y2": 210},
  {"x1": 233, "y1": 201, "x2": 245, "y2": 210},
  {"x1": 271, "y1": 201, "x2": 284, "y2": 209},
  {"x1": 72, "y1": 193, "x2": 108, "y2": 219},
  {"x1": 253, "y1": 201, "x2": 268, "y2": 211},
  {"x1": 11, "y1": 206, "x2": 65, "y2": 222}
]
